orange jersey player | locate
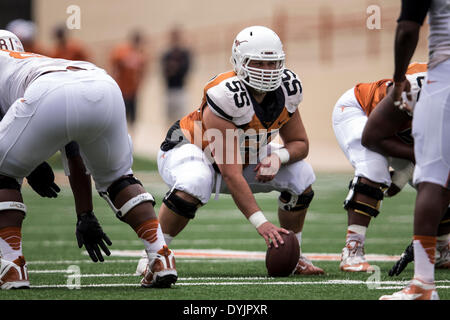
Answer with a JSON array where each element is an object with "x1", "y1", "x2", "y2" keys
[
  {"x1": 332, "y1": 62, "x2": 426, "y2": 273},
  {"x1": 110, "y1": 31, "x2": 148, "y2": 127},
  {"x1": 137, "y1": 26, "x2": 325, "y2": 277}
]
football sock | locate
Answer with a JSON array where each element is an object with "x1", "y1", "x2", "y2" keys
[
  {"x1": 346, "y1": 225, "x2": 367, "y2": 245},
  {"x1": 0, "y1": 227, "x2": 22, "y2": 261},
  {"x1": 134, "y1": 219, "x2": 166, "y2": 254},
  {"x1": 413, "y1": 235, "x2": 436, "y2": 283},
  {"x1": 163, "y1": 233, "x2": 174, "y2": 246}
]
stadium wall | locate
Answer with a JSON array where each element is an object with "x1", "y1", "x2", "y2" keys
[{"x1": 33, "y1": 0, "x2": 428, "y2": 171}]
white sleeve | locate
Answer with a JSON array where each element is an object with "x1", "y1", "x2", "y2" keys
[{"x1": 281, "y1": 69, "x2": 303, "y2": 113}]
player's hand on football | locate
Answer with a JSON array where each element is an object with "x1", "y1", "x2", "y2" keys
[
  {"x1": 26, "y1": 161, "x2": 61, "y2": 198},
  {"x1": 254, "y1": 154, "x2": 281, "y2": 183},
  {"x1": 75, "y1": 211, "x2": 112, "y2": 262},
  {"x1": 257, "y1": 221, "x2": 289, "y2": 248},
  {"x1": 389, "y1": 242, "x2": 414, "y2": 276}
]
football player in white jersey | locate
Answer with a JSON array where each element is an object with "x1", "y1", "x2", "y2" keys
[
  {"x1": 0, "y1": 31, "x2": 177, "y2": 289},
  {"x1": 379, "y1": 0, "x2": 450, "y2": 300},
  {"x1": 136, "y1": 26, "x2": 324, "y2": 276}
]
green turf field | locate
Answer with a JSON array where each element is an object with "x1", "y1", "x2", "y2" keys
[{"x1": 1, "y1": 168, "x2": 448, "y2": 301}]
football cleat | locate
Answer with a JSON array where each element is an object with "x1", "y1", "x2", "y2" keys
[
  {"x1": 340, "y1": 240, "x2": 374, "y2": 272},
  {"x1": 379, "y1": 278, "x2": 439, "y2": 300},
  {"x1": 0, "y1": 256, "x2": 30, "y2": 289},
  {"x1": 141, "y1": 246, "x2": 177, "y2": 288},
  {"x1": 436, "y1": 242, "x2": 450, "y2": 269},
  {"x1": 293, "y1": 255, "x2": 325, "y2": 275},
  {"x1": 135, "y1": 249, "x2": 149, "y2": 276}
]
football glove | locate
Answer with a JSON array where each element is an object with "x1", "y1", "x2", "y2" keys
[
  {"x1": 76, "y1": 211, "x2": 112, "y2": 262},
  {"x1": 389, "y1": 242, "x2": 414, "y2": 276},
  {"x1": 26, "y1": 162, "x2": 61, "y2": 198}
]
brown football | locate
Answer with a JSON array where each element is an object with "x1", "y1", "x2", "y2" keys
[{"x1": 265, "y1": 231, "x2": 300, "y2": 277}]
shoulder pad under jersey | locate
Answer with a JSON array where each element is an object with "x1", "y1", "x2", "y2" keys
[
  {"x1": 280, "y1": 68, "x2": 303, "y2": 113},
  {"x1": 206, "y1": 73, "x2": 254, "y2": 125}
]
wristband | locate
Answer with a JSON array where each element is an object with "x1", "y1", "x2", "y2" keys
[
  {"x1": 272, "y1": 148, "x2": 290, "y2": 164},
  {"x1": 248, "y1": 211, "x2": 268, "y2": 228}
]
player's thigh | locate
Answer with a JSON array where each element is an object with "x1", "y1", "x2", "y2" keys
[
  {"x1": 73, "y1": 78, "x2": 134, "y2": 191},
  {"x1": 158, "y1": 143, "x2": 215, "y2": 204},
  {"x1": 413, "y1": 65, "x2": 450, "y2": 187},
  {"x1": 236, "y1": 160, "x2": 316, "y2": 195},
  {"x1": 0, "y1": 84, "x2": 70, "y2": 178},
  {"x1": 332, "y1": 101, "x2": 390, "y2": 184}
]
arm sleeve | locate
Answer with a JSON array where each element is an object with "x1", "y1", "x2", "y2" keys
[{"x1": 397, "y1": 0, "x2": 431, "y2": 25}]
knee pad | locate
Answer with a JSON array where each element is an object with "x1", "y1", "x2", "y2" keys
[
  {"x1": 343, "y1": 176, "x2": 385, "y2": 218},
  {"x1": 0, "y1": 176, "x2": 26, "y2": 217},
  {"x1": 99, "y1": 175, "x2": 155, "y2": 220},
  {"x1": 163, "y1": 189, "x2": 201, "y2": 219},
  {"x1": 278, "y1": 190, "x2": 314, "y2": 211}
]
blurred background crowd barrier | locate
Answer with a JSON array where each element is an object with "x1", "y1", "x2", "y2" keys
[{"x1": 0, "y1": 0, "x2": 429, "y2": 171}]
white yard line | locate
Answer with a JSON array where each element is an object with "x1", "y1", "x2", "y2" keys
[{"x1": 28, "y1": 280, "x2": 450, "y2": 289}]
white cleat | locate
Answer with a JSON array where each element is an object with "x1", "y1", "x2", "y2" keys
[
  {"x1": 340, "y1": 240, "x2": 374, "y2": 272},
  {"x1": 293, "y1": 255, "x2": 325, "y2": 275},
  {"x1": 135, "y1": 250, "x2": 149, "y2": 276},
  {"x1": 141, "y1": 246, "x2": 177, "y2": 288},
  {"x1": 379, "y1": 278, "x2": 439, "y2": 300},
  {"x1": 0, "y1": 256, "x2": 30, "y2": 290}
]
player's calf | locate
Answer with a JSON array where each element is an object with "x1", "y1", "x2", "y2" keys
[
  {"x1": 278, "y1": 188, "x2": 324, "y2": 275},
  {"x1": 100, "y1": 175, "x2": 177, "y2": 287},
  {"x1": 0, "y1": 175, "x2": 29, "y2": 289},
  {"x1": 341, "y1": 177, "x2": 386, "y2": 272}
]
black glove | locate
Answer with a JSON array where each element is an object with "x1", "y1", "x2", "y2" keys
[
  {"x1": 76, "y1": 211, "x2": 112, "y2": 262},
  {"x1": 26, "y1": 162, "x2": 61, "y2": 198},
  {"x1": 389, "y1": 242, "x2": 414, "y2": 276}
]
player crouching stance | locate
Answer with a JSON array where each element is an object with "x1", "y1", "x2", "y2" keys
[
  {"x1": 136, "y1": 26, "x2": 324, "y2": 276},
  {"x1": 332, "y1": 62, "x2": 429, "y2": 273},
  {"x1": 0, "y1": 30, "x2": 176, "y2": 289}
]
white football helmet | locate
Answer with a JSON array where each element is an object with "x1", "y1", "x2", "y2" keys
[
  {"x1": 231, "y1": 26, "x2": 285, "y2": 92},
  {"x1": 0, "y1": 30, "x2": 24, "y2": 52}
]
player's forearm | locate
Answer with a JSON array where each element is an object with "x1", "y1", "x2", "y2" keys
[
  {"x1": 67, "y1": 155, "x2": 93, "y2": 215},
  {"x1": 393, "y1": 21, "x2": 421, "y2": 82},
  {"x1": 363, "y1": 137, "x2": 415, "y2": 163},
  {"x1": 283, "y1": 140, "x2": 308, "y2": 164},
  {"x1": 221, "y1": 171, "x2": 260, "y2": 218}
]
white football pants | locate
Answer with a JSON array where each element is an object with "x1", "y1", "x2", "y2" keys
[
  {"x1": 332, "y1": 87, "x2": 410, "y2": 185},
  {"x1": 157, "y1": 142, "x2": 316, "y2": 204},
  {"x1": 413, "y1": 59, "x2": 450, "y2": 188},
  {"x1": 0, "y1": 69, "x2": 133, "y2": 192}
]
